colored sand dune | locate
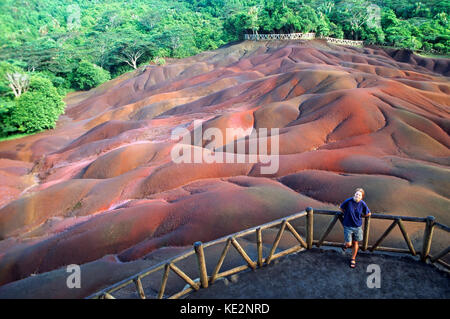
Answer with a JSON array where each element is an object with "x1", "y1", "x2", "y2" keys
[{"x1": 0, "y1": 39, "x2": 448, "y2": 297}]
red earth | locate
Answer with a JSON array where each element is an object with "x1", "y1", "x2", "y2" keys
[{"x1": 0, "y1": 39, "x2": 448, "y2": 297}]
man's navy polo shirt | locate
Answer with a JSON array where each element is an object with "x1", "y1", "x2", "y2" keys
[{"x1": 340, "y1": 197, "x2": 371, "y2": 227}]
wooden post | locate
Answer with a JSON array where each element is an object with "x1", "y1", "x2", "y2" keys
[
  {"x1": 266, "y1": 220, "x2": 287, "y2": 264},
  {"x1": 370, "y1": 219, "x2": 398, "y2": 252},
  {"x1": 285, "y1": 221, "x2": 307, "y2": 248},
  {"x1": 362, "y1": 214, "x2": 371, "y2": 251},
  {"x1": 397, "y1": 219, "x2": 416, "y2": 256},
  {"x1": 157, "y1": 263, "x2": 171, "y2": 299},
  {"x1": 231, "y1": 237, "x2": 256, "y2": 269},
  {"x1": 421, "y1": 216, "x2": 435, "y2": 262},
  {"x1": 317, "y1": 215, "x2": 339, "y2": 248},
  {"x1": 134, "y1": 277, "x2": 146, "y2": 299},
  {"x1": 170, "y1": 263, "x2": 199, "y2": 291},
  {"x1": 256, "y1": 228, "x2": 263, "y2": 267},
  {"x1": 194, "y1": 241, "x2": 208, "y2": 289},
  {"x1": 306, "y1": 207, "x2": 314, "y2": 249},
  {"x1": 210, "y1": 238, "x2": 231, "y2": 284}
]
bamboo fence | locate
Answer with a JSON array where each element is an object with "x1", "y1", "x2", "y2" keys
[{"x1": 87, "y1": 207, "x2": 449, "y2": 299}]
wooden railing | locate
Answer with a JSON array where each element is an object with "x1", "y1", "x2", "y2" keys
[
  {"x1": 320, "y1": 36, "x2": 363, "y2": 47},
  {"x1": 244, "y1": 32, "x2": 316, "y2": 41},
  {"x1": 244, "y1": 33, "x2": 363, "y2": 47},
  {"x1": 86, "y1": 208, "x2": 449, "y2": 299}
]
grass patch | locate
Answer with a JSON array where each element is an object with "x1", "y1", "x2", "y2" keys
[
  {"x1": 415, "y1": 52, "x2": 450, "y2": 59},
  {"x1": 0, "y1": 132, "x2": 34, "y2": 142},
  {"x1": 73, "y1": 201, "x2": 82, "y2": 210}
]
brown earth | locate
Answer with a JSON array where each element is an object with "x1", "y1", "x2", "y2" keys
[{"x1": 0, "y1": 39, "x2": 449, "y2": 297}]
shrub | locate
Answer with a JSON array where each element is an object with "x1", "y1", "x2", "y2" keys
[
  {"x1": 329, "y1": 22, "x2": 344, "y2": 39},
  {"x1": 152, "y1": 56, "x2": 166, "y2": 66},
  {"x1": 433, "y1": 42, "x2": 446, "y2": 53},
  {"x1": 0, "y1": 99, "x2": 17, "y2": 136},
  {"x1": 70, "y1": 61, "x2": 111, "y2": 90},
  {"x1": 9, "y1": 76, "x2": 65, "y2": 133},
  {"x1": 421, "y1": 42, "x2": 434, "y2": 52},
  {"x1": 37, "y1": 70, "x2": 71, "y2": 96}
]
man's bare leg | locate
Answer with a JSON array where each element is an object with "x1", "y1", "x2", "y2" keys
[
  {"x1": 351, "y1": 240, "x2": 359, "y2": 260},
  {"x1": 342, "y1": 241, "x2": 352, "y2": 253}
]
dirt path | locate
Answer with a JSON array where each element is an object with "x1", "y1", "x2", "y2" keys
[{"x1": 187, "y1": 248, "x2": 450, "y2": 299}]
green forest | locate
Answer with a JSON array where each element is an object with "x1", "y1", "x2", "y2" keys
[{"x1": 0, "y1": 0, "x2": 449, "y2": 138}]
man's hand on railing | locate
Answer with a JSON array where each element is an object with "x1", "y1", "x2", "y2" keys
[{"x1": 364, "y1": 212, "x2": 371, "y2": 217}]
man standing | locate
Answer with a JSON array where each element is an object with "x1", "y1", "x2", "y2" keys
[{"x1": 340, "y1": 188, "x2": 371, "y2": 268}]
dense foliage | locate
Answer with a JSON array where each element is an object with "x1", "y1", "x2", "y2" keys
[
  {"x1": 69, "y1": 60, "x2": 111, "y2": 90},
  {"x1": 1, "y1": 75, "x2": 65, "y2": 135},
  {"x1": 0, "y1": 0, "x2": 448, "y2": 137},
  {"x1": 1, "y1": 1, "x2": 448, "y2": 76}
]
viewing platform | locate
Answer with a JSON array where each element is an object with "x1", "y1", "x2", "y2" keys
[
  {"x1": 88, "y1": 208, "x2": 450, "y2": 299},
  {"x1": 188, "y1": 247, "x2": 450, "y2": 299}
]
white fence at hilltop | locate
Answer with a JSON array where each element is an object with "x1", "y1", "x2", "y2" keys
[
  {"x1": 244, "y1": 32, "x2": 363, "y2": 47},
  {"x1": 244, "y1": 32, "x2": 316, "y2": 41}
]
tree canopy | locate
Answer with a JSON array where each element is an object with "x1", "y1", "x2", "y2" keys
[
  {"x1": 0, "y1": 0, "x2": 448, "y2": 137},
  {"x1": 1, "y1": 1, "x2": 448, "y2": 80}
]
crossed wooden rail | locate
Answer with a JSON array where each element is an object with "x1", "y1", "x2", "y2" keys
[{"x1": 87, "y1": 208, "x2": 449, "y2": 299}]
